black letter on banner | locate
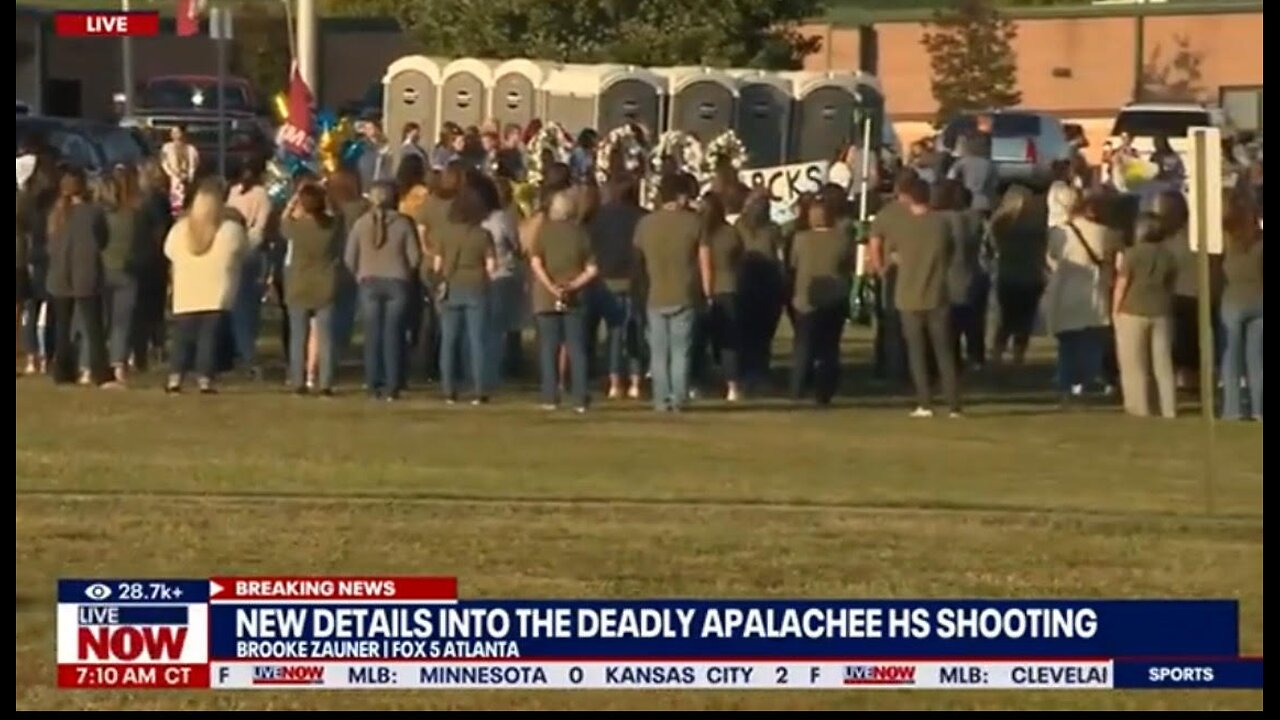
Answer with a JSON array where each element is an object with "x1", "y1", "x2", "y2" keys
[{"x1": 570, "y1": 666, "x2": 584, "y2": 685}]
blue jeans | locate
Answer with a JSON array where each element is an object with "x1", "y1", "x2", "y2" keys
[
  {"x1": 484, "y1": 275, "x2": 523, "y2": 390},
  {"x1": 169, "y1": 310, "x2": 222, "y2": 380},
  {"x1": 601, "y1": 290, "x2": 642, "y2": 378},
  {"x1": 1220, "y1": 301, "x2": 1263, "y2": 420},
  {"x1": 105, "y1": 272, "x2": 138, "y2": 366},
  {"x1": 647, "y1": 305, "x2": 695, "y2": 411},
  {"x1": 288, "y1": 305, "x2": 335, "y2": 390},
  {"x1": 1055, "y1": 326, "x2": 1106, "y2": 393},
  {"x1": 536, "y1": 309, "x2": 588, "y2": 407},
  {"x1": 232, "y1": 249, "x2": 265, "y2": 366},
  {"x1": 359, "y1": 278, "x2": 410, "y2": 398},
  {"x1": 439, "y1": 286, "x2": 487, "y2": 399},
  {"x1": 21, "y1": 268, "x2": 52, "y2": 358}
]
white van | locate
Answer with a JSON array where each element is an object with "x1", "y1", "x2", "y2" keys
[{"x1": 1106, "y1": 102, "x2": 1226, "y2": 156}]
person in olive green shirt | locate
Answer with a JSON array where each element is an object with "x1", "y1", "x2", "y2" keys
[
  {"x1": 787, "y1": 193, "x2": 855, "y2": 406},
  {"x1": 1112, "y1": 213, "x2": 1178, "y2": 418},
  {"x1": 888, "y1": 177, "x2": 961, "y2": 417},
  {"x1": 867, "y1": 169, "x2": 919, "y2": 385},
  {"x1": 695, "y1": 191, "x2": 745, "y2": 401},
  {"x1": 633, "y1": 173, "x2": 712, "y2": 412},
  {"x1": 735, "y1": 191, "x2": 785, "y2": 390},
  {"x1": 281, "y1": 183, "x2": 343, "y2": 395},
  {"x1": 530, "y1": 190, "x2": 599, "y2": 411},
  {"x1": 1218, "y1": 196, "x2": 1263, "y2": 421},
  {"x1": 431, "y1": 178, "x2": 497, "y2": 404}
]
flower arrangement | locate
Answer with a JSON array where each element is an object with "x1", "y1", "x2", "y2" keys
[
  {"x1": 525, "y1": 121, "x2": 573, "y2": 186},
  {"x1": 594, "y1": 124, "x2": 650, "y2": 183},
  {"x1": 702, "y1": 130, "x2": 748, "y2": 176},
  {"x1": 649, "y1": 130, "x2": 705, "y2": 179}
]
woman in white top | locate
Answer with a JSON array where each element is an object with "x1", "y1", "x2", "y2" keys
[
  {"x1": 1042, "y1": 188, "x2": 1120, "y2": 401},
  {"x1": 160, "y1": 125, "x2": 199, "y2": 217},
  {"x1": 224, "y1": 158, "x2": 272, "y2": 375},
  {"x1": 164, "y1": 179, "x2": 247, "y2": 394}
]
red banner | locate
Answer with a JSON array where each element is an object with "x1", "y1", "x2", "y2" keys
[
  {"x1": 175, "y1": 0, "x2": 200, "y2": 37},
  {"x1": 277, "y1": 63, "x2": 316, "y2": 156}
]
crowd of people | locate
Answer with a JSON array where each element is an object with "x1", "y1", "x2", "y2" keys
[{"x1": 14, "y1": 115, "x2": 1264, "y2": 421}]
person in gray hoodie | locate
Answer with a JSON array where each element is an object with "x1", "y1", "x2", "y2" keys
[{"x1": 344, "y1": 182, "x2": 421, "y2": 400}]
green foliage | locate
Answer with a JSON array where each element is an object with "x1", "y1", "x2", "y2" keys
[
  {"x1": 228, "y1": 1, "x2": 292, "y2": 98},
  {"x1": 921, "y1": 0, "x2": 1022, "y2": 125},
  {"x1": 331, "y1": 0, "x2": 825, "y2": 69}
]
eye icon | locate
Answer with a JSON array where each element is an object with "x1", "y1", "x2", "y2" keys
[{"x1": 85, "y1": 583, "x2": 112, "y2": 601}]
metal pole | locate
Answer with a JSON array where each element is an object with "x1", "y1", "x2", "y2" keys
[
  {"x1": 1192, "y1": 130, "x2": 1216, "y2": 516},
  {"x1": 297, "y1": 0, "x2": 318, "y2": 94},
  {"x1": 215, "y1": 8, "x2": 228, "y2": 179},
  {"x1": 121, "y1": 0, "x2": 134, "y2": 116}
]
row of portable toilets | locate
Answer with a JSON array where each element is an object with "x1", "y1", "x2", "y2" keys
[{"x1": 381, "y1": 56, "x2": 887, "y2": 170}]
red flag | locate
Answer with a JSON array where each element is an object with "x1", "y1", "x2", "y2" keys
[
  {"x1": 175, "y1": 0, "x2": 200, "y2": 37},
  {"x1": 277, "y1": 62, "x2": 316, "y2": 156}
]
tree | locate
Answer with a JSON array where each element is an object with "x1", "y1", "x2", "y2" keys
[
  {"x1": 336, "y1": 0, "x2": 824, "y2": 69},
  {"x1": 229, "y1": 1, "x2": 292, "y2": 101},
  {"x1": 921, "y1": 0, "x2": 1022, "y2": 125}
]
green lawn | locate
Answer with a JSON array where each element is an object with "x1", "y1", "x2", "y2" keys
[{"x1": 14, "y1": 332, "x2": 1264, "y2": 710}]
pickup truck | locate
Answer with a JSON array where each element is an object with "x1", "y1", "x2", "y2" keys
[{"x1": 123, "y1": 74, "x2": 273, "y2": 174}]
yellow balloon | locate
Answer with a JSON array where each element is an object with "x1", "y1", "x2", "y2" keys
[
  {"x1": 322, "y1": 155, "x2": 338, "y2": 175},
  {"x1": 272, "y1": 92, "x2": 289, "y2": 123}
]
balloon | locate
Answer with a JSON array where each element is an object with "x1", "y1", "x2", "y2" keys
[
  {"x1": 271, "y1": 92, "x2": 289, "y2": 123},
  {"x1": 266, "y1": 178, "x2": 291, "y2": 205},
  {"x1": 321, "y1": 155, "x2": 338, "y2": 175},
  {"x1": 340, "y1": 138, "x2": 365, "y2": 166},
  {"x1": 315, "y1": 109, "x2": 338, "y2": 134}
]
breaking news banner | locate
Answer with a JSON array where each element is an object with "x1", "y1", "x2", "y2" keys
[{"x1": 56, "y1": 577, "x2": 1262, "y2": 691}]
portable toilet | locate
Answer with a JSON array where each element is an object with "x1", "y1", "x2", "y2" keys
[
  {"x1": 542, "y1": 64, "x2": 666, "y2": 138},
  {"x1": 725, "y1": 69, "x2": 792, "y2": 168},
  {"x1": 655, "y1": 66, "x2": 737, "y2": 143},
  {"x1": 439, "y1": 58, "x2": 495, "y2": 131},
  {"x1": 784, "y1": 71, "x2": 871, "y2": 163},
  {"x1": 491, "y1": 59, "x2": 558, "y2": 132},
  {"x1": 382, "y1": 55, "x2": 443, "y2": 148}
]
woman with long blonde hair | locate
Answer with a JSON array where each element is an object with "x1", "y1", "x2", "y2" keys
[
  {"x1": 163, "y1": 179, "x2": 247, "y2": 393},
  {"x1": 989, "y1": 184, "x2": 1048, "y2": 366}
]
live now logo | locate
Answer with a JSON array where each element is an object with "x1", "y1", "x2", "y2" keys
[{"x1": 54, "y1": 11, "x2": 162, "y2": 37}]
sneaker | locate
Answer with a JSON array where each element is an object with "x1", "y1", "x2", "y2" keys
[
  {"x1": 305, "y1": 376, "x2": 316, "y2": 390},
  {"x1": 607, "y1": 387, "x2": 621, "y2": 400},
  {"x1": 98, "y1": 380, "x2": 125, "y2": 390},
  {"x1": 1070, "y1": 384, "x2": 1084, "y2": 397},
  {"x1": 949, "y1": 411, "x2": 965, "y2": 419},
  {"x1": 909, "y1": 407, "x2": 934, "y2": 419},
  {"x1": 77, "y1": 370, "x2": 92, "y2": 386},
  {"x1": 539, "y1": 403, "x2": 558, "y2": 411},
  {"x1": 112, "y1": 365, "x2": 127, "y2": 384},
  {"x1": 471, "y1": 396, "x2": 489, "y2": 406},
  {"x1": 687, "y1": 388, "x2": 701, "y2": 401},
  {"x1": 574, "y1": 406, "x2": 588, "y2": 414},
  {"x1": 23, "y1": 359, "x2": 36, "y2": 375},
  {"x1": 627, "y1": 385, "x2": 641, "y2": 400},
  {"x1": 445, "y1": 395, "x2": 458, "y2": 405},
  {"x1": 726, "y1": 387, "x2": 742, "y2": 403}
]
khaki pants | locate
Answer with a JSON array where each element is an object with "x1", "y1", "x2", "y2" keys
[{"x1": 1114, "y1": 313, "x2": 1177, "y2": 418}]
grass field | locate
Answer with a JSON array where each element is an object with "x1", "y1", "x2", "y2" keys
[{"x1": 15, "y1": 330, "x2": 1263, "y2": 710}]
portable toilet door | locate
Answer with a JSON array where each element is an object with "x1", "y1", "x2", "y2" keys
[
  {"x1": 597, "y1": 65, "x2": 666, "y2": 140},
  {"x1": 727, "y1": 69, "x2": 792, "y2": 168},
  {"x1": 491, "y1": 59, "x2": 555, "y2": 131},
  {"x1": 440, "y1": 58, "x2": 494, "y2": 131},
  {"x1": 786, "y1": 71, "x2": 863, "y2": 163},
  {"x1": 658, "y1": 67, "x2": 737, "y2": 143},
  {"x1": 382, "y1": 55, "x2": 442, "y2": 149},
  {"x1": 542, "y1": 65, "x2": 601, "y2": 137}
]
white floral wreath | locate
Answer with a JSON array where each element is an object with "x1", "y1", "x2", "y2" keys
[
  {"x1": 525, "y1": 121, "x2": 573, "y2": 186},
  {"x1": 594, "y1": 124, "x2": 650, "y2": 183},
  {"x1": 649, "y1": 130, "x2": 704, "y2": 179},
  {"x1": 702, "y1": 130, "x2": 748, "y2": 175}
]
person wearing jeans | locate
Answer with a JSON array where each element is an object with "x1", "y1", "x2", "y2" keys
[
  {"x1": 432, "y1": 177, "x2": 496, "y2": 404},
  {"x1": 697, "y1": 192, "x2": 745, "y2": 401},
  {"x1": 97, "y1": 165, "x2": 153, "y2": 382},
  {"x1": 588, "y1": 174, "x2": 648, "y2": 399},
  {"x1": 530, "y1": 190, "x2": 598, "y2": 410},
  {"x1": 887, "y1": 176, "x2": 961, "y2": 417},
  {"x1": 1112, "y1": 213, "x2": 1178, "y2": 418},
  {"x1": 163, "y1": 180, "x2": 248, "y2": 393},
  {"x1": 634, "y1": 174, "x2": 711, "y2": 412},
  {"x1": 1218, "y1": 200, "x2": 1263, "y2": 421},
  {"x1": 281, "y1": 183, "x2": 344, "y2": 395},
  {"x1": 479, "y1": 176, "x2": 523, "y2": 392},
  {"x1": 787, "y1": 195, "x2": 854, "y2": 406},
  {"x1": 345, "y1": 183, "x2": 421, "y2": 400},
  {"x1": 734, "y1": 195, "x2": 784, "y2": 390},
  {"x1": 226, "y1": 158, "x2": 272, "y2": 376}
]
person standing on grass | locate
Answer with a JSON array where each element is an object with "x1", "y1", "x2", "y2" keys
[
  {"x1": 98, "y1": 165, "x2": 154, "y2": 384},
  {"x1": 734, "y1": 190, "x2": 785, "y2": 392},
  {"x1": 697, "y1": 191, "x2": 745, "y2": 402},
  {"x1": 432, "y1": 178, "x2": 496, "y2": 405},
  {"x1": 345, "y1": 182, "x2": 421, "y2": 401},
  {"x1": 1043, "y1": 189, "x2": 1120, "y2": 404},
  {"x1": 477, "y1": 174, "x2": 522, "y2": 393},
  {"x1": 1154, "y1": 190, "x2": 1215, "y2": 393},
  {"x1": 45, "y1": 168, "x2": 116, "y2": 388},
  {"x1": 281, "y1": 183, "x2": 343, "y2": 397},
  {"x1": 164, "y1": 180, "x2": 247, "y2": 394},
  {"x1": 588, "y1": 173, "x2": 647, "y2": 400},
  {"x1": 133, "y1": 158, "x2": 173, "y2": 370},
  {"x1": 989, "y1": 184, "x2": 1049, "y2": 367},
  {"x1": 18, "y1": 156, "x2": 59, "y2": 377},
  {"x1": 787, "y1": 193, "x2": 855, "y2": 407},
  {"x1": 634, "y1": 173, "x2": 712, "y2": 413},
  {"x1": 530, "y1": 190, "x2": 598, "y2": 412},
  {"x1": 866, "y1": 170, "x2": 920, "y2": 385},
  {"x1": 1112, "y1": 213, "x2": 1178, "y2": 418},
  {"x1": 890, "y1": 176, "x2": 961, "y2": 418},
  {"x1": 326, "y1": 167, "x2": 369, "y2": 363},
  {"x1": 1218, "y1": 194, "x2": 1263, "y2": 422},
  {"x1": 225, "y1": 157, "x2": 272, "y2": 379},
  {"x1": 932, "y1": 179, "x2": 986, "y2": 373}
]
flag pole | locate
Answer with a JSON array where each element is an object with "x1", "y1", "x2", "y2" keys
[
  {"x1": 283, "y1": 0, "x2": 297, "y2": 64},
  {"x1": 121, "y1": 0, "x2": 134, "y2": 117}
]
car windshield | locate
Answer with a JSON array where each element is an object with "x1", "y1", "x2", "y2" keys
[
  {"x1": 1111, "y1": 110, "x2": 1211, "y2": 138},
  {"x1": 140, "y1": 79, "x2": 251, "y2": 112},
  {"x1": 942, "y1": 114, "x2": 1042, "y2": 148}
]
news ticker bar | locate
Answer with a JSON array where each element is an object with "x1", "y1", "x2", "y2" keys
[{"x1": 57, "y1": 660, "x2": 1264, "y2": 690}]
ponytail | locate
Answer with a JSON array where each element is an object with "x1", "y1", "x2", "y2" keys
[{"x1": 371, "y1": 207, "x2": 388, "y2": 249}]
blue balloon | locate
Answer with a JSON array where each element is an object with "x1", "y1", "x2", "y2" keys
[
  {"x1": 315, "y1": 109, "x2": 338, "y2": 134},
  {"x1": 340, "y1": 138, "x2": 365, "y2": 166}
]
